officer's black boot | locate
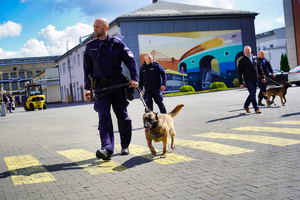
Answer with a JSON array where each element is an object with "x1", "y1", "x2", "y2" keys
[{"x1": 258, "y1": 99, "x2": 265, "y2": 106}]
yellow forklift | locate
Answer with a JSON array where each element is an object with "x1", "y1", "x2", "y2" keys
[{"x1": 24, "y1": 84, "x2": 46, "y2": 111}]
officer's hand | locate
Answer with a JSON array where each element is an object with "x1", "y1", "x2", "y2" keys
[
  {"x1": 261, "y1": 79, "x2": 266, "y2": 83},
  {"x1": 140, "y1": 91, "x2": 144, "y2": 96},
  {"x1": 161, "y1": 85, "x2": 166, "y2": 91},
  {"x1": 240, "y1": 84, "x2": 244, "y2": 89},
  {"x1": 272, "y1": 73, "x2": 276, "y2": 78},
  {"x1": 84, "y1": 90, "x2": 92, "y2": 100},
  {"x1": 129, "y1": 80, "x2": 138, "y2": 88}
]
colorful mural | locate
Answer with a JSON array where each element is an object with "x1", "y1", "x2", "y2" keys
[{"x1": 138, "y1": 30, "x2": 243, "y2": 91}]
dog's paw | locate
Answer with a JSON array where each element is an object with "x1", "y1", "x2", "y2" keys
[
  {"x1": 160, "y1": 154, "x2": 166, "y2": 158},
  {"x1": 171, "y1": 144, "x2": 175, "y2": 149},
  {"x1": 151, "y1": 150, "x2": 156, "y2": 156}
]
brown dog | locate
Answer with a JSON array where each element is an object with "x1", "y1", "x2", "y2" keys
[
  {"x1": 266, "y1": 82, "x2": 292, "y2": 106},
  {"x1": 143, "y1": 104, "x2": 184, "y2": 158}
]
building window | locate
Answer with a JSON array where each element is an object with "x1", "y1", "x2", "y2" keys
[
  {"x1": 10, "y1": 72, "x2": 17, "y2": 78},
  {"x1": 63, "y1": 63, "x2": 66, "y2": 74},
  {"x1": 19, "y1": 81, "x2": 25, "y2": 89},
  {"x1": 2, "y1": 73, "x2": 9, "y2": 80},
  {"x1": 27, "y1": 71, "x2": 33, "y2": 78},
  {"x1": 77, "y1": 54, "x2": 80, "y2": 67},
  {"x1": 74, "y1": 56, "x2": 76, "y2": 65},
  {"x1": 12, "y1": 82, "x2": 18, "y2": 90},
  {"x1": 19, "y1": 72, "x2": 25, "y2": 78},
  {"x1": 3, "y1": 83, "x2": 9, "y2": 91},
  {"x1": 36, "y1": 70, "x2": 42, "y2": 74},
  {"x1": 270, "y1": 44, "x2": 273, "y2": 48}
]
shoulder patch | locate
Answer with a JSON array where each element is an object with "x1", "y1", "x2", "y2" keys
[{"x1": 127, "y1": 51, "x2": 134, "y2": 58}]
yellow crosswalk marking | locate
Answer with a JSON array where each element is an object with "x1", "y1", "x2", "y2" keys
[
  {"x1": 174, "y1": 139, "x2": 254, "y2": 155},
  {"x1": 233, "y1": 126, "x2": 300, "y2": 134},
  {"x1": 57, "y1": 149, "x2": 127, "y2": 174},
  {"x1": 115, "y1": 144, "x2": 194, "y2": 164},
  {"x1": 4, "y1": 155, "x2": 56, "y2": 186},
  {"x1": 269, "y1": 121, "x2": 300, "y2": 125},
  {"x1": 193, "y1": 132, "x2": 300, "y2": 146}
]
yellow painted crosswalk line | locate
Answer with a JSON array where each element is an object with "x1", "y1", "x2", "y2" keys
[
  {"x1": 268, "y1": 121, "x2": 300, "y2": 125},
  {"x1": 4, "y1": 155, "x2": 55, "y2": 186},
  {"x1": 175, "y1": 139, "x2": 254, "y2": 155},
  {"x1": 193, "y1": 132, "x2": 300, "y2": 146},
  {"x1": 233, "y1": 126, "x2": 300, "y2": 134},
  {"x1": 115, "y1": 144, "x2": 194, "y2": 164},
  {"x1": 57, "y1": 149, "x2": 127, "y2": 174}
]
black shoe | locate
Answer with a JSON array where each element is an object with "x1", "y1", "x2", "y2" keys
[
  {"x1": 96, "y1": 149, "x2": 111, "y2": 161},
  {"x1": 268, "y1": 100, "x2": 273, "y2": 105},
  {"x1": 121, "y1": 147, "x2": 129, "y2": 155},
  {"x1": 258, "y1": 103, "x2": 265, "y2": 106}
]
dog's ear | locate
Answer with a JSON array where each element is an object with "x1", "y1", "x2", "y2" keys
[{"x1": 155, "y1": 113, "x2": 158, "y2": 120}]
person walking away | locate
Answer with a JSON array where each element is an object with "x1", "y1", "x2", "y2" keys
[
  {"x1": 257, "y1": 50, "x2": 275, "y2": 106},
  {"x1": 139, "y1": 53, "x2": 167, "y2": 113},
  {"x1": 8, "y1": 91, "x2": 13, "y2": 113},
  {"x1": 83, "y1": 18, "x2": 139, "y2": 161},
  {"x1": 237, "y1": 46, "x2": 265, "y2": 114}
]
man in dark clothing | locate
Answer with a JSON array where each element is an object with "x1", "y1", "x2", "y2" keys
[
  {"x1": 257, "y1": 50, "x2": 275, "y2": 106},
  {"x1": 139, "y1": 53, "x2": 167, "y2": 113},
  {"x1": 237, "y1": 46, "x2": 265, "y2": 114},
  {"x1": 83, "y1": 18, "x2": 139, "y2": 161},
  {"x1": 8, "y1": 91, "x2": 13, "y2": 113},
  {"x1": 2, "y1": 90, "x2": 8, "y2": 113}
]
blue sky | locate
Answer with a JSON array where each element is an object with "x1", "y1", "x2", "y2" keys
[{"x1": 0, "y1": 0, "x2": 285, "y2": 59}]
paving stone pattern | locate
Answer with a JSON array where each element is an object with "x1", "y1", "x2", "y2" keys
[{"x1": 1, "y1": 86, "x2": 300, "y2": 199}]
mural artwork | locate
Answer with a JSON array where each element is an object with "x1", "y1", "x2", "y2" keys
[{"x1": 138, "y1": 30, "x2": 243, "y2": 91}]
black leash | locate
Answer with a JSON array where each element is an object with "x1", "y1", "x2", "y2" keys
[
  {"x1": 88, "y1": 80, "x2": 150, "y2": 112},
  {"x1": 263, "y1": 75, "x2": 282, "y2": 86},
  {"x1": 135, "y1": 86, "x2": 149, "y2": 112}
]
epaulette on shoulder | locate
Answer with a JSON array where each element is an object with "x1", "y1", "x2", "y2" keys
[
  {"x1": 112, "y1": 34, "x2": 124, "y2": 43},
  {"x1": 86, "y1": 38, "x2": 97, "y2": 45}
]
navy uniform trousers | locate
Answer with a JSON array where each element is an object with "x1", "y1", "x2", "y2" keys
[
  {"x1": 144, "y1": 88, "x2": 166, "y2": 113},
  {"x1": 93, "y1": 82, "x2": 132, "y2": 153}
]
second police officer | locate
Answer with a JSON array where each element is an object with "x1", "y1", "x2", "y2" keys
[{"x1": 139, "y1": 53, "x2": 167, "y2": 113}]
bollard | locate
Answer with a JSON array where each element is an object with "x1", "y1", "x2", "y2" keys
[{"x1": 1, "y1": 102, "x2": 6, "y2": 116}]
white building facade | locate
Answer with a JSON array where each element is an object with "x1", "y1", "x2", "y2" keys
[{"x1": 256, "y1": 27, "x2": 287, "y2": 70}]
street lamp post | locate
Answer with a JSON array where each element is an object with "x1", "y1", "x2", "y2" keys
[{"x1": 66, "y1": 41, "x2": 73, "y2": 102}]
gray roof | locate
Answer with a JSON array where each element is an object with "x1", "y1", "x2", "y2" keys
[{"x1": 115, "y1": 1, "x2": 258, "y2": 21}]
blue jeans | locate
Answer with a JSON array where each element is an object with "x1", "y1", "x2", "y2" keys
[{"x1": 244, "y1": 81, "x2": 259, "y2": 111}]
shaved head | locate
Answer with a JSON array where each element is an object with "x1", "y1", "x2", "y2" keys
[
  {"x1": 93, "y1": 18, "x2": 109, "y2": 40},
  {"x1": 144, "y1": 53, "x2": 153, "y2": 65}
]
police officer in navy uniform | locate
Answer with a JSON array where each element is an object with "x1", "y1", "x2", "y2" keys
[
  {"x1": 257, "y1": 50, "x2": 275, "y2": 106},
  {"x1": 139, "y1": 53, "x2": 167, "y2": 113},
  {"x1": 83, "y1": 18, "x2": 139, "y2": 161}
]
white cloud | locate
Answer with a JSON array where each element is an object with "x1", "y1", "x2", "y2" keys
[
  {"x1": 0, "y1": 23, "x2": 93, "y2": 59},
  {"x1": 0, "y1": 21, "x2": 22, "y2": 40}
]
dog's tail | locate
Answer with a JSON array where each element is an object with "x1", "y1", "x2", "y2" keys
[{"x1": 169, "y1": 104, "x2": 184, "y2": 118}]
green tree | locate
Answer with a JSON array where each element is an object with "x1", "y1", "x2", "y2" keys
[{"x1": 280, "y1": 53, "x2": 290, "y2": 72}]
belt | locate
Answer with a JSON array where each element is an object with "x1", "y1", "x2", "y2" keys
[{"x1": 96, "y1": 75, "x2": 122, "y2": 85}]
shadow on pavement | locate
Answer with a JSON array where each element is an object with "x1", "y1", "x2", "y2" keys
[
  {"x1": 281, "y1": 112, "x2": 300, "y2": 118},
  {"x1": 206, "y1": 113, "x2": 247, "y2": 123}
]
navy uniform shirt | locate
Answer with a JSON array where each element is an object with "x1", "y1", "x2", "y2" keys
[
  {"x1": 139, "y1": 61, "x2": 167, "y2": 90},
  {"x1": 83, "y1": 34, "x2": 138, "y2": 90},
  {"x1": 258, "y1": 57, "x2": 274, "y2": 76}
]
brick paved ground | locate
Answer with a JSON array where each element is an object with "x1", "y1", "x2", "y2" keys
[{"x1": 1, "y1": 85, "x2": 300, "y2": 200}]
